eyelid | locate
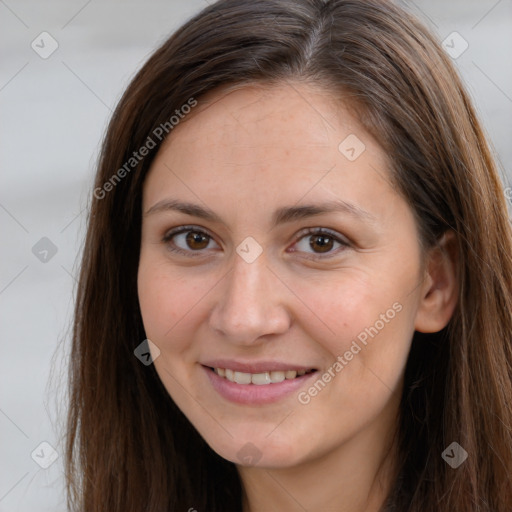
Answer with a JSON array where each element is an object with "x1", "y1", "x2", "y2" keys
[
  {"x1": 294, "y1": 226, "x2": 350, "y2": 245},
  {"x1": 162, "y1": 224, "x2": 214, "y2": 242}
]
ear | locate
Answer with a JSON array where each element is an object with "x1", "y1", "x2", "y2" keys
[{"x1": 414, "y1": 230, "x2": 459, "y2": 333}]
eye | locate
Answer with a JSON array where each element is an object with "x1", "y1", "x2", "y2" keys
[
  {"x1": 291, "y1": 227, "x2": 349, "y2": 258},
  {"x1": 162, "y1": 226, "x2": 219, "y2": 256},
  {"x1": 162, "y1": 225, "x2": 349, "y2": 259}
]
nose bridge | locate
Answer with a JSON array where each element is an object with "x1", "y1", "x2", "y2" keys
[{"x1": 209, "y1": 250, "x2": 290, "y2": 343}]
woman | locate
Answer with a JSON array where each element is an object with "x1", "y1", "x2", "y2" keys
[{"x1": 66, "y1": 0, "x2": 512, "y2": 510}]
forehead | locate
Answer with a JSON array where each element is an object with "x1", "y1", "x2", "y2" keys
[
  {"x1": 142, "y1": 82, "x2": 396, "y2": 224},
  {"x1": 148, "y1": 82, "x2": 390, "y2": 172},
  {"x1": 165, "y1": 82, "x2": 370, "y2": 160}
]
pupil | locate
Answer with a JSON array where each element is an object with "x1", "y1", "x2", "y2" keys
[
  {"x1": 310, "y1": 235, "x2": 333, "y2": 253},
  {"x1": 186, "y1": 231, "x2": 208, "y2": 250}
]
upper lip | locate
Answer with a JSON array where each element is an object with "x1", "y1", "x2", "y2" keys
[{"x1": 201, "y1": 359, "x2": 317, "y2": 374}]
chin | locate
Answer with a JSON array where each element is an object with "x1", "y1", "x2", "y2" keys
[{"x1": 204, "y1": 430, "x2": 307, "y2": 469}]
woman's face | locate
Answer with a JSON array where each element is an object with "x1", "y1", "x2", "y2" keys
[{"x1": 138, "y1": 83, "x2": 428, "y2": 468}]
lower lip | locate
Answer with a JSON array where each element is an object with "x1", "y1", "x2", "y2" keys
[{"x1": 202, "y1": 365, "x2": 318, "y2": 405}]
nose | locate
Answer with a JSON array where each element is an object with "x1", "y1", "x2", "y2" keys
[{"x1": 208, "y1": 249, "x2": 291, "y2": 346}]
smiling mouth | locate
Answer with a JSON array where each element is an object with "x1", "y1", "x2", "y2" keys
[{"x1": 208, "y1": 367, "x2": 317, "y2": 385}]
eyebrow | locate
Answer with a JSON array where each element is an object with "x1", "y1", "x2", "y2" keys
[{"x1": 144, "y1": 198, "x2": 376, "y2": 227}]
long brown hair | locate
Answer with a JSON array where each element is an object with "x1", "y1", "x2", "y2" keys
[{"x1": 66, "y1": 0, "x2": 512, "y2": 510}]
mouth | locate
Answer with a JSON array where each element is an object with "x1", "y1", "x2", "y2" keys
[
  {"x1": 201, "y1": 364, "x2": 319, "y2": 405},
  {"x1": 209, "y1": 366, "x2": 317, "y2": 385}
]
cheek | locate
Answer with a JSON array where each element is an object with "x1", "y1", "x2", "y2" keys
[
  {"x1": 292, "y1": 269, "x2": 417, "y2": 396},
  {"x1": 295, "y1": 269, "x2": 412, "y2": 343},
  {"x1": 283, "y1": 277, "x2": 414, "y2": 454},
  {"x1": 137, "y1": 256, "x2": 205, "y2": 353}
]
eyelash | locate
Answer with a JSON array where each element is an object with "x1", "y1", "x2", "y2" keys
[{"x1": 162, "y1": 225, "x2": 350, "y2": 260}]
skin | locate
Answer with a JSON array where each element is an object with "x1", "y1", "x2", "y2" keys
[{"x1": 137, "y1": 82, "x2": 458, "y2": 511}]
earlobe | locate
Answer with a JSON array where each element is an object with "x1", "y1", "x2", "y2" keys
[{"x1": 414, "y1": 231, "x2": 459, "y2": 333}]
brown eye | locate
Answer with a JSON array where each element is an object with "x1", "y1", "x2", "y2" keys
[
  {"x1": 292, "y1": 228, "x2": 349, "y2": 258},
  {"x1": 309, "y1": 234, "x2": 335, "y2": 253},
  {"x1": 163, "y1": 226, "x2": 219, "y2": 256},
  {"x1": 185, "y1": 231, "x2": 210, "y2": 250}
]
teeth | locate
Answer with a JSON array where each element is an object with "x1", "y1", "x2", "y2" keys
[
  {"x1": 269, "y1": 371, "x2": 285, "y2": 383},
  {"x1": 213, "y1": 367, "x2": 311, "y2": 384},
  {"x1": 252, "y1": 372, "x2": 272, "y2": 385},
  {"x1": 234, "y1": 371, "x2": 252, "y2": 384}
]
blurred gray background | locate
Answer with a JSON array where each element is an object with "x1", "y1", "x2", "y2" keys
[{"x1": 1, "y1": 1, "x2": 511, "y2": 510}]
